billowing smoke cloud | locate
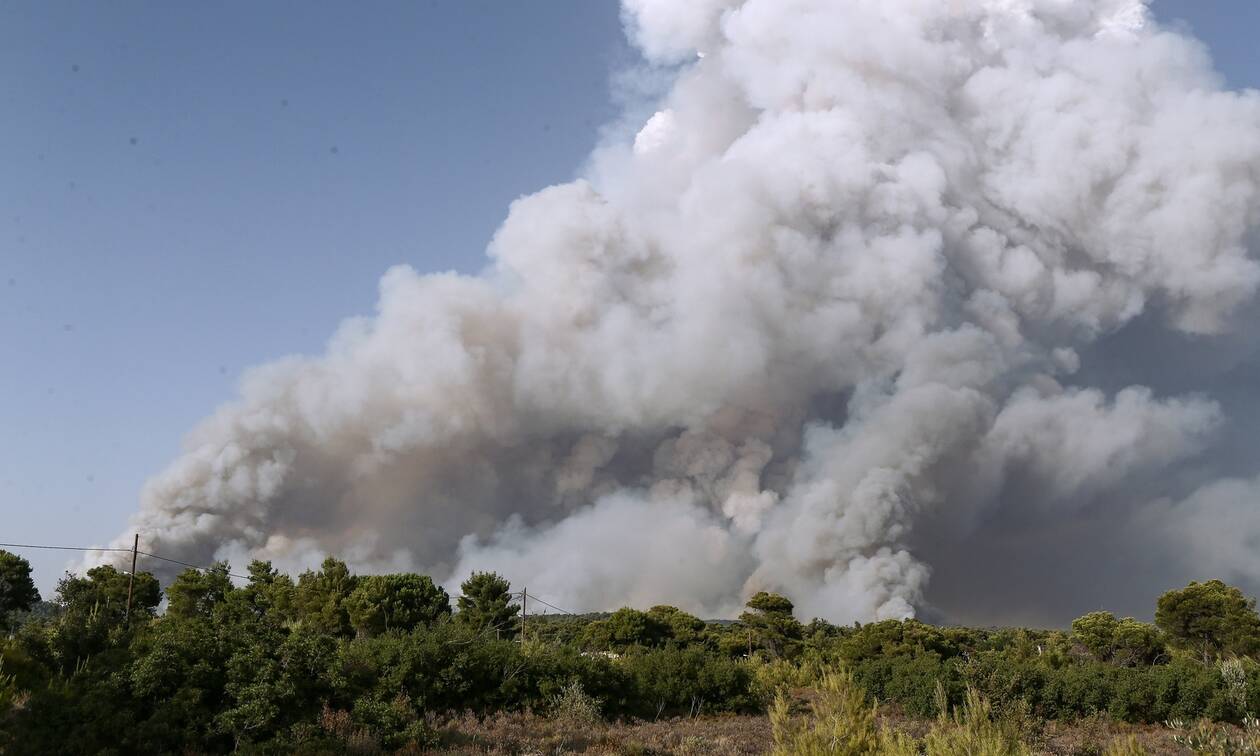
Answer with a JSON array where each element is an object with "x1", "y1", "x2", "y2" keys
[{"x1": 94, "y1": 0, "x2": 1260, "y2": 625}]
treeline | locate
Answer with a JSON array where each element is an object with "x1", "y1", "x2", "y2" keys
[{"x1": 0, "y1": 550, "x2": 1259, "y2": 753}]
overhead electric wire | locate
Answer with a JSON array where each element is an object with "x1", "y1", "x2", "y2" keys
[
  {"x1": 4, "y1": 542, "x2": 577, "y2": 604},
  {"x1": 527, "y1": 594, "x2": 575, "y2": 616},
  {"x1": 510, "y1": 589, "x2": 576, "y2": 616},
  {"x1": 0, "y1": 540, "x2": 249, "y2": 580},
  {"x1": 0, "y1": 542, "x2": 133, "y2": 553},
  {"x1": 136, "y1": 551, "x2": 250, "y2": 580}
]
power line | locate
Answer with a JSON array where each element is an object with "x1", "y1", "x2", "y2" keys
[
  {"x1": 137, "y1": 551, "x2": 250, "y2": 580},
  {"x1": 3, "y1": 543, "x2": 579, "y2": 605},
  {"x1": 527, "y1": 594, "x2": 575, "y2": 616},
  {"x1": 509, "y1": 590, "x2": 575, "y2": 616},
  {"x1": 0, "y1": 542, "x2": 133, "y2": 554},
  {"x1": 0, "y1": 541, "x2": 250, "y2": 580}
]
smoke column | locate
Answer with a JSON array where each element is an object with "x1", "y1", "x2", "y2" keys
[{"x1": 96, "y1": 0, "x2": 1260, "y2": 625}]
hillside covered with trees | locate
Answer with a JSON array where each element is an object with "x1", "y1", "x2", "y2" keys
[{"x1": 1, "y1": 550, "x2": 1260, "y2": 754}]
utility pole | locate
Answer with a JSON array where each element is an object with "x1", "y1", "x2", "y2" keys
[
  {"x1": 520, "y1": 586, "x2": 527, "y2": 646},
  {"x1": 124, "y1": 533, "x2": 139, "y2": 626}
]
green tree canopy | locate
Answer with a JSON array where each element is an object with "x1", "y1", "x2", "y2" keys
[
  {"x1": 344, "y1": 573, "x2": 450, "y2": 637},
  {"x1": 55, "y1": 564, "x2": 161, "y2": 622},
  {"x1": 1071, "y1": 611, "x2": 1164, "y2": 666},
  {"x1": 0, "y1": 550, "x2": 39, "y2": 625},
  {"x1": 293, "y1": 557, "x2": 359, "y2": 636},
  {"x1": 1155, "y1": 580, "x2": 1260, "y2": 661},
  {"x1": 455, "y1": 571, "x2": 519, "y2": 639},
  {"x1": 739, "y1": 591, "x2": 803, "y2": 659},
  {"x1": 746, "y1": 591, "x2": 795, "y2": 617},
  {"x1": 581, "y1": 608, "x2": 669, "y2": 651},
  {"x1": 1111, "y1": 617, "x2": 1165, "y2": 666},
  {"x1": 580, "y1": 606, "x2": 712, "y2": 652},
  {"x1": 238, "y1": 560, "x2": 295, "y2": 619},
  {"x1": 1071, "y1": 611, "x2": 1121, "y2": 660},
  {"x1": 647, "y1": 605, "x2": 707, "y2": 647},
  {"x1": 166, "y1": 563, "x2": 234, "y2": 621},
  {"x1": 51, "y1": 564, "x2": 162, "y2": 671}
]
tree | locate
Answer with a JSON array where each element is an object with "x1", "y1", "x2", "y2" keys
[
  {"x1": 344, "y1": 573, "x2": 450, "y2": 637},
  {"x1": 746, "y1": 592, "x2": 795, "y2": 617},
  {"x1": 1155, "y1": 580, "x2": 1260, "y2": 662},
  {"x1": 1072, "y1": 611, "x2": 1120, "y2": 660},
  {"x1": 55, "y1": 564, "x2": 161, "y2": 622},
  {"x1": 0, "y1": 550, "x2": 39, "y2": 627},
  {"x1": 647, "y1": 605, "x2": 707, "y2": 647},
  {"x1": 1110, "y1": 617, "x2": 1164, "y2": 666},
  {"x1": 1072, "y1": 611, "x2": 1164, "y2": 666},
  {"x1": 581, "y1": 608, "x2": 669, "y2": 651},
  {"x1": 739, "y1": 591, "x2": 803, "y2": 659},
  {"x1": 237, "y1": 560, "x2": 295, "y2": 620},
  {"x1": 51, "y1": 564, "x2": 161, "y2": 673},
  {"x1": 293, "y1": 557, "x2": 358, "y2": 636},
  {"x1": 166, "y1": 563, "x2": 234, "y2": 621},
  {"x1": 455, "y1": 571, "x2": 519, "y2": 639}
]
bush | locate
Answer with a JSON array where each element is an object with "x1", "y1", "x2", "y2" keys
[
  {"x1": 770, "y1": 669, "x2": 1032, "y2": 756},
  {"x1": 549, "y1": 680, "x2": 603, "y2": 725},
  {"x1": 854, "y1": 653, "x2": 964, "y2": 717},
  {"x1": 770, "y1": 669, "x2": 884, "y2": 755},
  {"x1": 622, "y1": 646, "x2": 759, "y2": 718}
]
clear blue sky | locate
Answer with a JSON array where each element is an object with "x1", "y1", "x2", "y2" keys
[{"x1": 1, "y1": 1, "x2": 1255, "y2": 595}]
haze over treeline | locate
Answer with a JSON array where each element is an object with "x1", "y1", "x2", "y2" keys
[{"x1": 93, "y1": 0, "x2": 1260, "y2": 626}]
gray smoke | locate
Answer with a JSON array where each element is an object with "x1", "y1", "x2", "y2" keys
[{"x1": 94, "y1": 0, "x2": 1260, "y2": 625}]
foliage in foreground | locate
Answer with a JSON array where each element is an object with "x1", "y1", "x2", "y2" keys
[
  {"x1": 1166, "y1": 715, "x2": 1260, "y2": 754},
  {"x1": 768, "y1": 669, "x2": 1221, "y2": 756},
  {"x1": 771, "y1": 668, "x2": 1042, "y2": 755},
  {"x1": 0, "y1": 546, "x2": 1258, "y2": 753}
]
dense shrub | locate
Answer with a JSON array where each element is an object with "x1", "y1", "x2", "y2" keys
[
  {"x1": 2, "y1": 554, "x2": 1259, "y2": 753},
  {"x1": 953, "y1": 653, "x2": 1234, "y2": 724},
  {"x1": 854, "y1": 653, "x2": 964, "y2": 717},
  {"x1": 621, "y1": 646, "x2": 759, "y2": 717}
]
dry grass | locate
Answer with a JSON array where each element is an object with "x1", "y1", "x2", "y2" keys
[
  {"x1": 1034, "y1": 718, "x2": 1188, "y2": 755},
  {"x1": 433, "y1": 710, "x2": 771, "y2": 754},
  {"x1": 871, "y1": 708, "x2": 1192, "y2": 755},
  {"x1": 426, "y1": 708, "x2": 1199, "y2": 755}
]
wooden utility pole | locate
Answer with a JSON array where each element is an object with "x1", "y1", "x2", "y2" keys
[
  {"x1": 520, "y1": 586, "x2": 527, "y2": 646},
  {"x1": 124, "y1": 534, "x2": 138, "y2": 625}
]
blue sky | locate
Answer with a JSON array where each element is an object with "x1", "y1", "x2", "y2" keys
[{"x1": 1, "y1": 0, "x2": 1256, "y2": 595}]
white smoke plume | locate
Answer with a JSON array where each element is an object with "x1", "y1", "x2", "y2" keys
[{"x1": 95, "y1": 0, "x2": 1260, "y2": 625}]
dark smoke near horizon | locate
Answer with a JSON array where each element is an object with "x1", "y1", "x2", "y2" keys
[{"x1": 90, "y1": 0, "x2": 1260, "y2": 627}]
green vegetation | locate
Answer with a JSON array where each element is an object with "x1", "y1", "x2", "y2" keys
[
  {"x1": 0, "y1": 546, "x2": 1259, "y2": 753},
  {"x1": 1155, "y1": 580, "x2": 1260, "y2": 663},
  {"x1": 771, "y1": 670, "x2": 1037, "y2": 756},
  {"x1": 0, "y1": 552, "x2": 38, "y2": 632},
  {"x1": 454, "y1": 572, "x2": 519, "y2": 641}
]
